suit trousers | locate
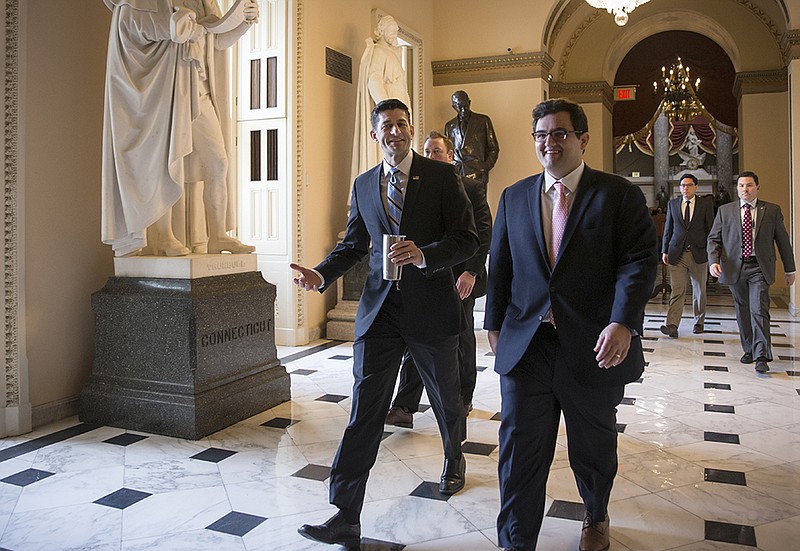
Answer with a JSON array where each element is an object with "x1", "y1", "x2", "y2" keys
[
  {"x1": 391, "y1": 295, "x2": 478, "y2": 411},
  {"x1": 666, "y1": 250, "x2": 708, "y2": 327},
  {"x1": 729, "y1": 260, "x2": 773, "y2": 361},
  {"x1": 497, "y1": 324, "x2": 624, "y2": 550},
  {"x1": 329, "y1": 289, "x2": 464, "y2": 517}
]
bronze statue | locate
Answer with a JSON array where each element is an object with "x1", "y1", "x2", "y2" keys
[
  {"x1": 656, "y1": 185, "x2": 669, "y2": 213},
  {"x1": 444, "y1": 90, "x2": 499, "y2": 188}
]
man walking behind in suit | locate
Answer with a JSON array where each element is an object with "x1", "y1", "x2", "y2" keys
[
  {"x1": 485, "y1": 98, "x2": 658, "y2": 551},
  {"x1": 291, "y1": 99, "x2": 478, "y2": 547},
  {"x1": 444, "y1": 90, "x2": 500, "y2": 189},
  {"x1": 708, "y1": 171, "x2": 795, "y2": 374},
  {"x1": 385, "y1": 131, "x2": 493, "y2": 429},
  {"x1": 660, "y1": 174, "x2": 715, "y2": 338}
]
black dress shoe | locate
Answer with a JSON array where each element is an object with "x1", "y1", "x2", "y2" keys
[
  {"x1": 298, "y1": 512, "x2": 361, "y2": 547},
  {"x1": 660, "y1": 324, "x2": 678, "y2": 338},
  {"x1": 755, "y1": 358, "x2": 770, "y2": 373},
  {"x1": 740, "y1": 352, "x2": 754, "y2": 364},
  {"x1": 439, "y1": 455, "x2": 466, "y2": 495}
]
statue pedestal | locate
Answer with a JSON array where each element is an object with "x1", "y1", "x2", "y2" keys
[
  {"x1": 80, "y1": 255, "x2": 290, "y2": 440},
  {"x1": 326, "y1": 256, "x2": 369, "y2": 341}
]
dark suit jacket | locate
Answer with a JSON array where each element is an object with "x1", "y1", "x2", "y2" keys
[
  {"x1": 662, "y1": 195, "x2": 714, "y2": 265},
  {"x1": 444, "y1": 112, "x2": 500, "y2": 183},
  {"x1": 315, "y1": 152, "x2": 479, "y2": 339},
  {"x1": 708, "y1": 200, "x2": 795, "y2": 286},
  {"x1": 453, "y1": 174, "x2": 492, "y2": 298},
  {"x1": 484, "y1": 166, "x2": 658, "y2": 388}
]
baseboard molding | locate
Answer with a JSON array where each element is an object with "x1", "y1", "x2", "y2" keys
[{"x1": 32, "y1": 396, "x2": 79, "y2": 430}]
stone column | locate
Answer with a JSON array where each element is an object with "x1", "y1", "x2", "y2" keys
[
  {"x1": 653, "y1": 112, "x2": 670, "y2": 201},
  {"x1": 715, "y1": 126, "x2": 734, "y2": 195}
]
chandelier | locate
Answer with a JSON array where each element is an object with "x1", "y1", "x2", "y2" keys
[
  {"x1": 585, "y1": 0, "x2": 650, "y2": 26},
  {"x1": 653, "y1": 57, "x2": 702, "y2": 122}
]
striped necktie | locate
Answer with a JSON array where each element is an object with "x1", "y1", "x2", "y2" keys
[
  {"x1": 387, "y1": 168, "x2": 403, "y2": 233},
  {"x1": 551, "y1": 181, "x2": 568, "y2": 267}
]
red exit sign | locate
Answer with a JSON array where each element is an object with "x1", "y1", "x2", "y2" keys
[{"x1": 614, "y1": 86, "x2": 637, "y2": 101}]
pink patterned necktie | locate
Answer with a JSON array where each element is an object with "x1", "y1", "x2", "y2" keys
[
  {"x1": 742, "y1": 203, "x2": 753, "y2": 258},
  {"x1": 551, "y1": 181, "x2": 569, "y2": 267}
]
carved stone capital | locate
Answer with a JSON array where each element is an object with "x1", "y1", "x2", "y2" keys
[
  {"x1": 782, "y1": 29, "x2": 800, "y2": 60},
  {"x1": 733, "y1": 69, "x2": 788, "y2": 98},
  {"x1": 548, "y1": 81, "x2": 614, "y2": 112},
  {"x1": 432, "y1": 52, "x2": 555, "y2": 86}
]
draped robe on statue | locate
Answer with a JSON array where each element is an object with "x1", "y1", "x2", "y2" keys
[{"x1": 102, "y1": 0, "x2": 238, "y2": 256}]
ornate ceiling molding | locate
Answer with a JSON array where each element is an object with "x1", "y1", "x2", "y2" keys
[
  {"x1": 732, "y1": 68, "x2": 788, "y2": 97},
  {"x1": 549, "y1": 81, "x2": 615, "y2": 112},
  {"x1": 432, "y1": 52, "x2": 555, "y2": 86},
  {"x1": 782, "y1": 29, "x2": 800, "y2": 60}
]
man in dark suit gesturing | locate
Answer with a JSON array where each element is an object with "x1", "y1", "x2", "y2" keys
[
  {"x1": 291, "y1": 99, "x2": 478, "y2": 547},
  {"x1": 708, "y1": 171, "x2": 795, "y2": 374},
  {"x1": 660, "y1": 174, "x2": 715, "y2": 337},
  {"x1": 485, "y1": 99, "x2": 658, "y2": 551}
]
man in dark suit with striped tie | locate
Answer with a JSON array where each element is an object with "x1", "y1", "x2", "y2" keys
[
  {"x1": 708, "y1": 171, "x2": 795, "y2": 373},
  {"x1": 291, "y1": 99, "x2": 478, "y2": 547}
]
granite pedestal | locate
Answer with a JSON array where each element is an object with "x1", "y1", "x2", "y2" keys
[
  {"x1": 326, "y1": 255, "x2": 369, "y2": 341},
  {"x1": 80, "y1": 256, "x2": 290, "y2": 440}
]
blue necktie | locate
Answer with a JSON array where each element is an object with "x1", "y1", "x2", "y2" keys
[{"x1": 387, "y1": 168, "x2": 403, "y2": 233}]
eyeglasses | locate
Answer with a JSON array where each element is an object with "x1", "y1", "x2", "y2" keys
[
  {"x1": 679, "y1": 183, "x2": 697, "y2": 187},
  {"x1": 532, "y1": 129, "x2": 584, "y2": 142}
]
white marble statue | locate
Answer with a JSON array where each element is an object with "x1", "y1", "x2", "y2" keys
[
  {"x1": 102, "y1": 0, "x2": 259, "y2": 257},
  {"x1": 678, "y1": 126, "x2": 706, "y2": 170},
  {"x1": 350, "y1": 15, "x2": 412, "y2": 186}
]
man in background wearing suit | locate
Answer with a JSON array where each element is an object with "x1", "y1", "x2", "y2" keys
[
  {"x1": 386, "y1": 130, "x2": 493, "y2": 428},
  {"x1": 485, "y1": 98, "x2": 658, "y2": 551},
  {"x1": 708, "y1": 171, "x2": 795, "y2": 374},
  {"x1": 445, "y1": 90, "x2": 500, "y2": 189},
  {"x1": 660, "y1": 174, "x2": 715, "y2": 338},
  {"x1": 291, "y1": 99, "x2": 478, "y2": 547}
]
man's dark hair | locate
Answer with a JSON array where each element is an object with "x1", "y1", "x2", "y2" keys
[
  {"x1": 680, "y1": 173, "x2": 698, "y2": 185},
  {"x1": 371, "y1": 99, "x2": 410, "y2": 130},
  {"x1": 426, "y1": 130, "x2": 454, "y2": 152},
  {"x1": 532, "y1": 98, "x2": 588, "y2": 133},
  {"x1": 739, "y1": 170, "x2": 759, "y2": 185}
]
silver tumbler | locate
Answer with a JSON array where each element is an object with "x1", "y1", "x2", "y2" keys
[{"x1": 382, "y1": 234, "x2": 406, "y2": 281}]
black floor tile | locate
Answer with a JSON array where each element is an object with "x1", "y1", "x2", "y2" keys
[
  {"x1": 704, "y1": 365, "x2": 728, "y2": 372},
  {"x1": 546, "y1": 499, "x2": 584, "y2": 521},
  {"x1": 0, "y1": 423, "x2": 99, "y2": 463},
  {"x1": 704, "y1": 431, "x2": 740, "y2": 444},
  {"x1": 103, "y1": 433, "x2": 148, "y2": 446},
  {"x1": 704, "y1": 382, "x2": 731, "y2": 390},
  {"x1": 419, "y1": 404, "x2": 431, "y2": 413},
  {"x1": 290, "y1": 368, "x2": 317, "y2": 376},
  {"x1": 705, "y1": 520, "x2": 757, "y2": 546},
  {"x1": 704, "y1": 351, "x2": 726, "y2": 357},
  {"x1": 616, "y1": 423, "x2": 627, "y2": 433},
  {"x1": 484, "y1": 351, "x2": 495, "y2": 357},
  {"x1": 620, "y1": 397, "x2": 636, "y2": 406},
  {"x1": 703, "y1": 340, "x2": 724, "y2": 345},
  {"x1": 315, "y1": 394, "x2": 349, "y2": 403},
  {"x1": 191, "y1": 448, "x2": 237, "y2": 463},
  {"x1": 704, "y1": 404, "x2": 735, "y2": 414},
  {"x1": 779, "y1": 356, "x2": 800, "y2": 361},
  {"x1": 704, "y1": 468, "x2": 746, "y2": 486},
  {"x1": 329, "y1": 355, "x2": 352, "y2": 360},
  {"x1": 773, "y1": 342, "x2": 792, "y2": 348},
  {"x1": 94, "y1": 488, "x2": 151, "y2": 509},
  {"x1": 380, "y1": 430, "x2": 393, "y2": 441},
  {"x1": 633, "y1": 377, "x2": 644, "y2": 383},
  {"x1": 476, "y1": 365, "x2": 489, "y2": 372},
  {"x1": 262, "y1": 417, "x2": 295, "y2": 429},
  {"x1": 491, "y1": 412, "x2": 502, "y2": 421},
  {"x1": 410, "y1": 481, "x2": 451, "y2": 501},
  {"x1": 292, "y1": 464, "x2": 330, "y2": 481},
  {"x1": 786, "y1": 371, "x2": 800, "y2": 377},
  {"x1": 359, "y1": 537, "x2": 406, "y2": 550},
  {"x1": 1, "y1": 468, "x2": 55, "y2": 487},
  {"x1": 642, "y1": 348, "x2": 654, "y2": 353},
  {"x1": 279, "y1": 340, "x2": 344, "y2": 364},
  {"x1": 206, "y1": 511, "x2": 267, "y2": 537},
  {"x1": 462, "y1": 441, "x2": 497, "y2": 456}
]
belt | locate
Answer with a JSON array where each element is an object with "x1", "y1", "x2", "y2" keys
[{"x1": 743, "y1": 256, "x2": 758, "y2": 263}]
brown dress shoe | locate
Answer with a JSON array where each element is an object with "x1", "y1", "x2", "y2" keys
[
  {"x1": 660, "y1": 324, "x2": 678, "y2": 338},
  {"x1": 580, "y1": 512, "x2": 610, "y2": 551},
  {"x1": 385, "y1": 406, "x2": 413, "y2": 428}
]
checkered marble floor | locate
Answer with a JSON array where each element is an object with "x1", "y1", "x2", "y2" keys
[{"x1": 0, "y1": 296, "x2": 798, "y2": 550}]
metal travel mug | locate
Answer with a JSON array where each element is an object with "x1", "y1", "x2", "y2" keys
[{"x1": 382, "y1": 234, "x2": 406, "y2": 281}]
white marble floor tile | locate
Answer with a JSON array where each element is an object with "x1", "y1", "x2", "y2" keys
[
  {"x1": 14, "y1": 465, "x2": 124, "y2": 513},
  {"x1": 123, "y1": 456, "x2": 223, "y2": 493},
  {"x1": 1, "y1": 503, "x2": 122, "y2": 551},
  {"x1": 123, "y1": 529, "x2": 246, "y2": 551},
  {"x1": 402, "y1": 529, "x2": 500, "y2": 550},
  {"x1": 607, "y1": 493, "x2": 705, "y2": 551},
  {"x1": 617, "y1": 448, "x2": 705, "y2": 492},
  {"x1": 755, "y1": 514, "x2": 800, "y2": 551},
  {"x1": 738, "y1": 426, "x2": 800, "y2": 462},
  {"x1": 745, "y1": 461, "x2": 800, "y2": 508}
]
